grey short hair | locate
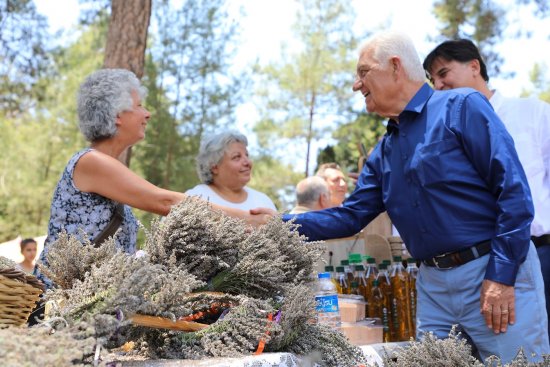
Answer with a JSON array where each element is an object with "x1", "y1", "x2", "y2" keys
[
  {"x1": 296, "y1": 176, "x2": 329, "y2": 206},
  {"x1": 196, "y1": 131, "x2": 248, "y2": 184},
  {"x1": 360, "y1": 31, "x2": 426, "y2": 83},
  {"x1": 315, "y1": 162, "x2": 342, "y2": 179},
  {"x1": 77, "y1": 69, "x2": 147, "y2": 142}
]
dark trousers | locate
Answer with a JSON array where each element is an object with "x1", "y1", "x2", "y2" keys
[{"x1": 537, "y1": 244, "x2": 550, "y2": 340}]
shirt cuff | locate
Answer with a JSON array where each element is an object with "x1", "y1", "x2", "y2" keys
[{"x1": 484, "y1": 255, "x2": 520, "y2": 286}]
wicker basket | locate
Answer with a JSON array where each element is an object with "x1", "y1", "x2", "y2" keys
[{"x1": 0, "y1": 269, "x2": 44, "y2": 328}]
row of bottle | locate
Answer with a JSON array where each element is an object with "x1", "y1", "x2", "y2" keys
[{"x1": 325, "y1": 256, "x2": 418, "y2": 342}]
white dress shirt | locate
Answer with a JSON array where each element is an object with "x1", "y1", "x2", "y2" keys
[{"x1": 490, "y1": 90, "x2": 550, "y2": 236}]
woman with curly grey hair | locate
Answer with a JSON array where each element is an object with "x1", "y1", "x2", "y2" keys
[
  {"x1": 41, "y1": 69, "x2": 269, "y2": 263},
  {"x1": 186, "y1": 131, "x2": 276, "y2": 210}
]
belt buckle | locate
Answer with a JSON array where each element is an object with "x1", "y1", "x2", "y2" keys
[{"x1": 432, "y1": 252, "x2": 453, "y2": 269}]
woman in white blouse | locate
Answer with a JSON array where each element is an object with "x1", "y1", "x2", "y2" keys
[{"x1": 186, "y1": 131, "x2": 277, "y2": 211}]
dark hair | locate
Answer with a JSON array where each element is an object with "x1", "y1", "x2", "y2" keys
[
  {"x1": 20, "y1": 238, "x2": 37, "y2": 251},
  {"x1": 423, "y1": 39, "x2": 489, "y2": 82}
]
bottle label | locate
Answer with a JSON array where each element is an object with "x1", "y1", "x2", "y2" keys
[{"x1": 315, "y1": 294, "x2": 339, "y2": 313}]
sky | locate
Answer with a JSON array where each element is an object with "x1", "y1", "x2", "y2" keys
[{"x1": 34, "y1": 0, "x2": 549, "y2": 173}]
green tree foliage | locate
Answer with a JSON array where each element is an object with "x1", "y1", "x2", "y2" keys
[
  {"x1": 521, "y1": 63, "x2": 550, "y2": 102},
  {"x1": 316, "y1": 112, "x2": 386, "y2": 176},
  {"x1": 0, "y1": 0, "x2": 51, "y2": 116},
  {"x1": 254, "y1": 0, "x2": 365, "y2": 177},
  {"x1": 431, "y1": 0, "x2": 505, "y2": 76},
  {"x1": 0, "y1": 21, "x2": 106, "y2": 241},
  {"x1": 133, "y1": 0, "x2": 246, "y2": 194}
]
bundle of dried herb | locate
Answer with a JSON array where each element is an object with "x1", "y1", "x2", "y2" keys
[
  {"x1": 34, "y1": 198, "x2": 366, "y2": 367},
  {"x1": 0, "y1": 256, "x2": 18, "y2": 270},
  {"x1": 144, "y1": 198, "x2": 243, "y2": 282},
  {"x1": 40, "y1": 230, "x2": 119, "y2": 289},
  {"x1": 0, "y1": 324, "x2": 97, "y2": 366}
]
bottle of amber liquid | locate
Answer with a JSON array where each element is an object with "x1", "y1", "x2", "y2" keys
[
  {"x1": 377, "y1": 263, "x2": 394, "y2": 342},
  {"x1": 335, "y1": 266, "x2": 350, "y2": 294},
  {"x1": 369, "y1": 279, "x2": 390, "y2": 342},
  {"x1": 406, "y1": 258, "x2": 418, "y2": 338},
  {"x1": 341, "y1": 259, "x2": 355, "y2": 287},
  {"x1": 364, "y1": 258, "x2": 379, "y2": 317},
  {"x1": 390, "y1": 256, "x2": 412, "y2": 341}
]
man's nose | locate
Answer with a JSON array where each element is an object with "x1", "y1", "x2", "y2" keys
[
  {"x1": 352, "y1": 79, "x2": 363, "y2": 92},
  {"x1": 433, "y1": 79, "x2": 444, "y2": 90}
]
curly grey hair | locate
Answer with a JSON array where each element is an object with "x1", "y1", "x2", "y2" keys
[
  {"x1": 196, "y1": 131, "x2": 248, "y2": 184},
  {"x1": 77, "y1": 69, "x2": 147, "y2": 142}
]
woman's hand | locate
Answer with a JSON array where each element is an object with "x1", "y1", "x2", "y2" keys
[{"x1": 247, "y1": 207, "x2": 278, "y2": 227}]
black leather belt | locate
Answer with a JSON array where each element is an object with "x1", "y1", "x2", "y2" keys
[
  {"x1": 423, "y1": 240, "x2": 491, "y2": 269},
  {"x1": 532, "y1": 235, "x2": 550, "y2": 248}
]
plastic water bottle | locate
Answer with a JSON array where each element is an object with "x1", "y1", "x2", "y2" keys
[{"x1": 315, "y1": 272, "x2": 341, "y2": 328}]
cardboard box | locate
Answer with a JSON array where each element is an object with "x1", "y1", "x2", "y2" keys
[
  {"x1": 340, "y1": 321, "x2": 383, "y2": 346},
  {"x1": 339, "y1": 295, "x2": 366, "y2": 323}
]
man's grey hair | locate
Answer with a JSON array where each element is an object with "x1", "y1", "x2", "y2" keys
[
  {"x1": 359, "y1": 31, "x2": 426, "y2": 82},
  {"x1": 315, "y1": 162, "x2": 342, "y2": 180},
  {"x1": 296, "y1": 176, "x2": 329, "y2": 206},
  {"x1": 196, "y1": 131, "x2": 248, "y2": 184},
  {"x1": 77, "y1": 69, "x2": 147, "y2": 142}
]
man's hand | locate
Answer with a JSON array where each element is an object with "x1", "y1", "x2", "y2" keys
[
  {"x1": 249, "y1": 207, "x2": 278, "y2": 217},
  {"x1": 245, "y1": 207, "x2": 278, "y2": 228},
  {"x1": 480, "y1": 279, "x2": 515, "y2": 334}
]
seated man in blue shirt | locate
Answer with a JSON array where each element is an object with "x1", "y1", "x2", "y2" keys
[{"x1": 253, "y1": 31, "x2": 549, "y2": 362}]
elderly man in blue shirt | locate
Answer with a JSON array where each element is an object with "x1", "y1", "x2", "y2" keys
[{"x1": 254, "y1": 31, "x2": 549, "y2": 362}]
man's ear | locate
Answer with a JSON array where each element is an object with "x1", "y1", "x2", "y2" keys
[
  {"x1": 469, "y1": 59, "x2": 481, "y2": 76},
  {"x1": 390, "y1": 56, "x2": 402, "y2": 79},
  {"x1": 319, "y1": 192, "x2": 331, "y2": 209}
]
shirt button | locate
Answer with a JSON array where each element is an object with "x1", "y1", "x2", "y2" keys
[
  {"x1": 407, "y1": 178, "x2": 412, "y2": 183},
  {"x1": 413, "y1": 201, "x2": 419, "y2": 207},
  {"x1": 421, "y1": 228, "x2": 427, "y2": 233},
  {"x1": 401, "y1": 133, "x2": 407, "y2": 137},
  {"x1": 402, "y1": 155, "x2": 408, "y2": 160}
]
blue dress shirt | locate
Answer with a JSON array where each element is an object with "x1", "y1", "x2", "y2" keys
[{"x1": 284, "y1": 83, "x2": 533, "y2": 286}]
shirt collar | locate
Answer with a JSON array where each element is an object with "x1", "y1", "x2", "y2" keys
[{"x1": 387, "y1": 83, "x2": 433, "y2": 134}]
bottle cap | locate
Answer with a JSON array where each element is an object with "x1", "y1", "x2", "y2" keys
[
  {"x1": 393, "y1": 256, "x2": 402, "y2": 262},
  {"x1": 379, "y1": 263, "x2": 387, "y2": 270},
  {"x1": 367, "y1": 258, "x2": 376, "y2": 264},
  {"x1": 325, "y1": 265, "x2": 335, "y2": 272},
  {"x1": 355, "y1": 265, "x2": 365, "y2": 271},
  {"x1": 341, "y1": 259, "x2": 350, "y2": 266},
  {"x1": 348, "y1": 253, "x2": 362, "y2": 263},
  {"x1": 318, "y1": 272, "x2": 330, "y2": 279},
  {"x1": 407, "y1": 258, "x2": 417, "y2": 263},
  {"x1": 335, "y1": 266, "x2": 345, "y2": 272}
]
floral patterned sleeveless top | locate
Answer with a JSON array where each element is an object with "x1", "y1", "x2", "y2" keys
[{"x1": 41, "y1": 148, "x2": 138, "y2": 262}]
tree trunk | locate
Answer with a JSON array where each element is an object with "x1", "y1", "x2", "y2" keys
[{"x1": 103, "y1": 0, "x2": 152, "y2": 165}]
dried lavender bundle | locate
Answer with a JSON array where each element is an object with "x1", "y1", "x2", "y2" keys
[
  {"x1": 285, "y1": 324, "x2": 370, "y2": 367},
  {"x1": 40, "y1": 230, "x2": 118, "y2": 289},
  {"x1": 46, "y1": 250, "x2": 204, "y2": 324},
  {"x1": 0, "y1": 256, "x2": 17, "y2": 270},
  {"x1": 198, "y1": 297, "x2": 282, "y2": 358},
  {"x1": 258, "y1": 217, "x2": 324, "y2": 285},
  {"x1": 145, "y1": 198, "x2": 244, "y2": 281},
  {"x1": 0, "y1": 324, "x2": 97, "y2": 366},
  {"x1": 206, "y1": 218, "x2": 323, "y2": 299},
  {"x1": 384, "y1": 327, "x2": 484, "y2": 367},
  {"x1": 266, "y1": 284, "x2": 317, "y2": 351}
]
